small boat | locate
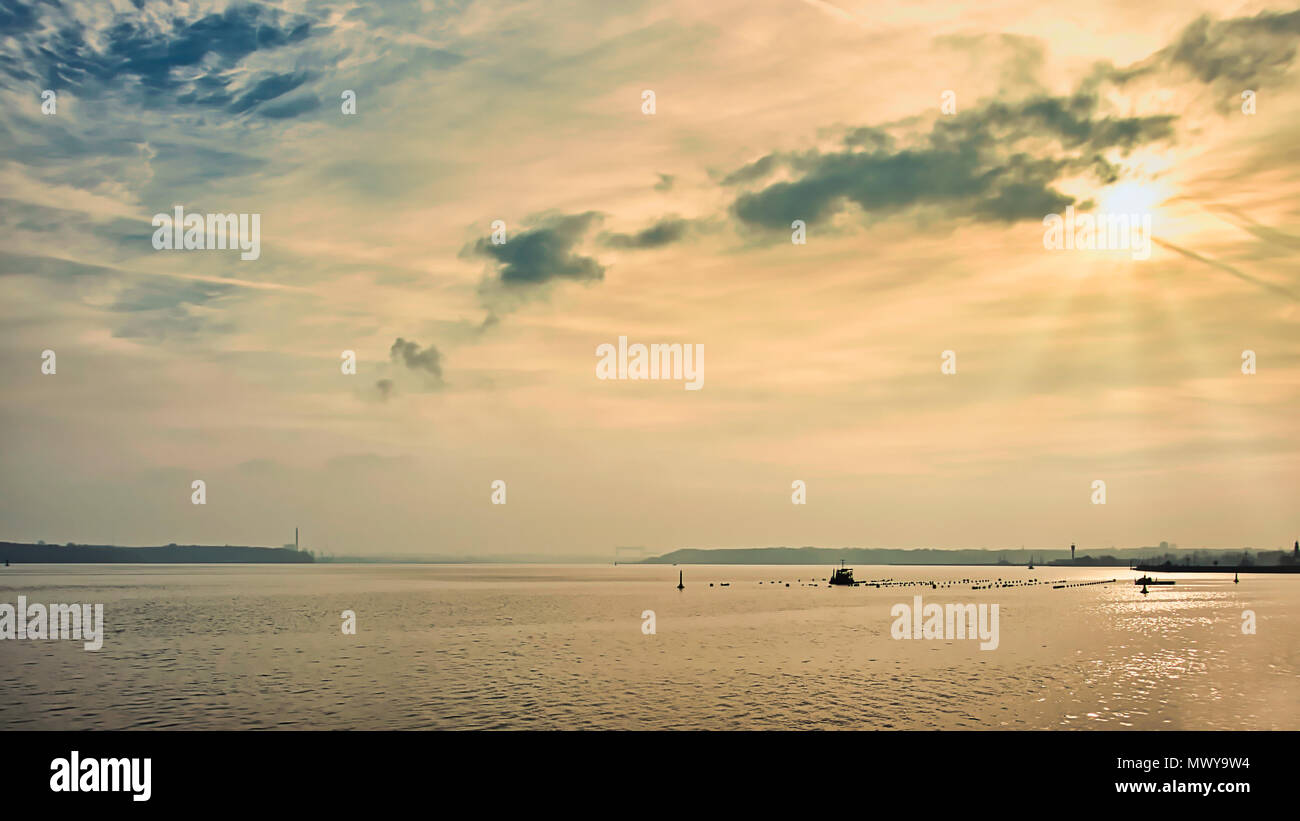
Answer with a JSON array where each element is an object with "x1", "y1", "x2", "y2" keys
[
  {"x1": 1234, "y1": 571, "x2": 1239, "y2": 584},
  {"x1": 1134, "y1": 576, "x2": 1174, "y2": 586}
]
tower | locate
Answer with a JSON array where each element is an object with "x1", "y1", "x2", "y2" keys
[
  {"x1": 295, "y1": 527, "x2": 299, "y2": 551},
  {"x1": 1071, "y1": 543, "x2": 1076, "y2": 561}
]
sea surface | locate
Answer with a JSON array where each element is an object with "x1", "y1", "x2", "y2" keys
[{"x1": 0, "y1": 563, "x2": 1295, "y2": 730}]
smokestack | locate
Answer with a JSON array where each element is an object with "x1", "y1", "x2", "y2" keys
[{"x1": 295, "y1": 527, "x2": 299, "y2": 551}]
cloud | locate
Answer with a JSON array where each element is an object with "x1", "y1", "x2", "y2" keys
[
  {"x1": 1, "y1": 2, "x2": 324, "y2": 118},
  {"x1": 654, "y1": 173, "x2": 675, "y2": 192},
  {"x1": 0, "y1": 250, "x2": 117, "y2": 281},
  {"x1": 108, "y1": 278, "x2": 233, "y2": 313},
  {"x1": 470, "y1": 212, "x2": 605, "y2": 286},
  {"x1": 105, "y1": 277, "x2": 236, "y2": 340},
  {"x1": 720, "y1": 154, "x2": 780, "y2": 187},
  {"x1": 389, "y1": 337, "x2": 443, "y2": 381},
  {"x1": 1165, "y1": 10, "x2": 1300, "y2": 87},
  {"x1": 727, "y1": 92, "x2": 1176, "y2": 231},
  {"x1": 259, "y1": 94, "x2": 322, "y2": 119},
  {"x1": 601, "y1": 217, "x2": 692, "y2": 249},
  {"x1": 227, "y1": 71, "x2": 314, "y2": 114}
]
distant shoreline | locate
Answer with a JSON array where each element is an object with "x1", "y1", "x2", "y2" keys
[
  {"x1": 1133, "y1": 564, "x2": 1300, "y2": 573},
  {"x1": 640, "y1": 545, "x2": 1300, "y2": 567},
  {"x1": 0, "y1": 542, "x2": 313, "y2": 564}
]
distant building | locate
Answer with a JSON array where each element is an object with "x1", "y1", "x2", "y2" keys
[{"x1": 1071, "y1": 543, "x2": 1076, "y2": 561}]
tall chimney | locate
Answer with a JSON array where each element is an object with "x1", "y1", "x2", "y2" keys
[{"x1": 295, "y1": 527, "x2": 299, "y2": 551}]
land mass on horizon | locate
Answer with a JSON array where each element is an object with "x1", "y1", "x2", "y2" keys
[
  {"x1": 0, "y1": 542, "x2": 313, "y2": 564},
  {"x1": 641, "y1": 544, "x2": 1300, "y2": 567}
]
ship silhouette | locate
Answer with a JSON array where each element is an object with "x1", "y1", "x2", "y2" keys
[{"x1": 829, "y1": 560, "x2": 856, "y2": 586}]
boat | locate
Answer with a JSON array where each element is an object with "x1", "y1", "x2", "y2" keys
[
  {"x1": 1027, "y1": 555, "x2": 1034, "y2": 570},
  {"x1": 829, "y1": 560, "x2": 856, "y2": 586},
  {"x1": 1134, "y1": 576, "x2": 1174, "y2": 586},
  {"x1": 676, "y1": 570, "x2": 684, "y2": 591}
]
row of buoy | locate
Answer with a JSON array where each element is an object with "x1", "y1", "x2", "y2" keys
[
  {"x1": 1052, "y1": 579, "x2": 1118, "y2": 589},
  {"x1": 970, "y1": 578, "x2": 1064, "y2": 590},
  {"x1": 686, "y1": 574, "x2": 1102, "y2": 591},
  {"x1": 685, "y1": 573, "x2": 1236, "y2": 593}
]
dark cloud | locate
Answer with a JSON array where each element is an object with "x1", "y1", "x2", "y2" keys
[
  {"x1": 842, "y1": 127, "x2": 897, "y2": 152},
  {"x1": 470, "y1": 212, "x2": 605, "y2": 286},
  {"x1": 601, "y1": 217, "x2": 691, "y2": 249},
  {"x1": 1, "y1": 2, "x2": 323, "y2": 118},
  {"x1": 375, "y1": 379, "x2": 394, "y2": 401},
  {"x1": 259, "y1": 94, "x2": 322, "y2": 119},
  {"x1": 0, "y1": 1, "x2": 39, "y2": 34},
  {"x1": 720, "y1": 154, "x2": 779, "y2": 187},
  {"x1": 228, "y1": 71, "x2": 314, "y2": 114},
  {"x1": 727, "y1": 92, "x2": 1176, "y2": 230},
  {"x1": 1166, "y1": 10, "x2": 1300, "y2": 87},
  {"x1": 390, "y1": 338, "x2": 443, "y2": 381}
]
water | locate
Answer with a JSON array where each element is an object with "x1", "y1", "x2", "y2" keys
[{"x1": 1, "y1": 563, "x2": 1295, "y2": 729}]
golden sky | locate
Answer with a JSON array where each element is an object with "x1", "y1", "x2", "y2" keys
[{"x1": 1, "y1": 0, "x2": 1297, "y2": 556}]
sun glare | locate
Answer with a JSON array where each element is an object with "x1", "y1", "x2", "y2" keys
[{"x1": 1097, "y1": 180, "x2": 1168, "y2": 216}]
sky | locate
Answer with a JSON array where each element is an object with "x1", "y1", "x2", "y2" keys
[{"x1": 1, "y1": 0, "x2": 1297, "y2": 558}]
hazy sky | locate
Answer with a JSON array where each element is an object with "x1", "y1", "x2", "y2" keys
[{"x1": 1, "y1": 0, "x2": 1297, "y2": 557}]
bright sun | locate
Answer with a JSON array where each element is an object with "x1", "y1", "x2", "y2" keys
[{"x1": 1097, "y1": 180, "x2": 1167, "y2": 215}]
